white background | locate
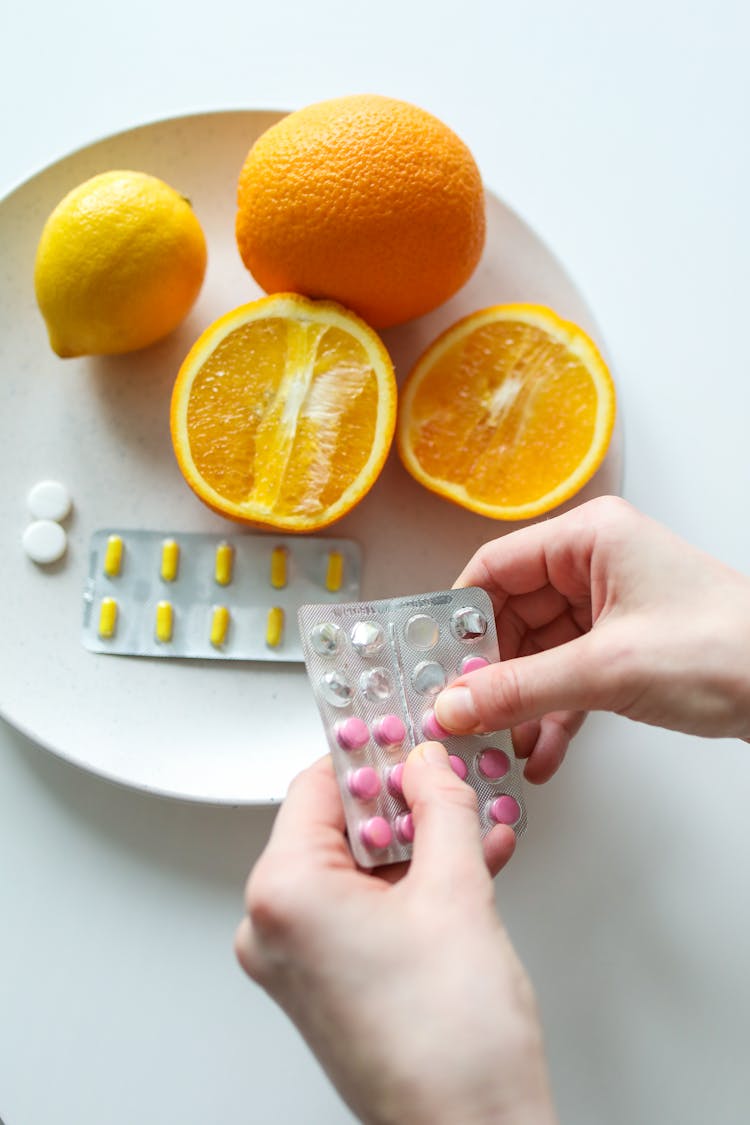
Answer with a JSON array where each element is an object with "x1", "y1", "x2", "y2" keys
[{"x1": 2, "y1": 2, "x2": 750, "y2": 1122}]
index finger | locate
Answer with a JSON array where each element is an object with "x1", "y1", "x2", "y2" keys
[
  {"x1": 264, "y1": 755, "x2": 353, "y2": 870},
  {"x1": 454, "y1": 505, "x2": 597, "y2": 606}
]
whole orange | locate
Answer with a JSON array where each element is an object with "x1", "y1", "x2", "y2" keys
[{"x1": 235, "y1": 95, "x2": 486, "y2": 328}]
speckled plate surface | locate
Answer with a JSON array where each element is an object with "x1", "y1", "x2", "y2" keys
[{"x1": 0, "y1": 110, "x2": 623, "y2": 803}]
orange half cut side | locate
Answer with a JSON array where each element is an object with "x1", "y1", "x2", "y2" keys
[
  {"x1": 170, "y1": 294, "x2": 397, "y2": 531},
  {"x1": 396, "y1": 303, "x2": 616, "y2": 521}
]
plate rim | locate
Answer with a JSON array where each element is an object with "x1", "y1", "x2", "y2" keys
[{"x1": 1, "y1": 106, "x2": 292, "y2": 205}]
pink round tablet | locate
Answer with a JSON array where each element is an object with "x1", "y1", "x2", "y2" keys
[
  {"x1": 348, "y1": 767, "x2": 382, "y2": 801},
  {"x1": 422, "y1": 708, "x2": 449, "y2": 741},
  {"x1": 448, "y1": 754, "x2": 468, "y2": 781},
  {"x1": 373, "y1": 713, "x2": 406, "y2": 748},
  {"x1": 360, "y1": 816, "x2": 393, "y2": 850},
  {"x1": 489, "y1": 795, "x2": 521, "y2": 826},
  {"x1": 335, "y1": 716, "x2": 370, "y2": 751},
  {"x1": 387, "y1": 762, "x2": 405, "y2": 797},
  {"x1": 478, "y1": 748, "x2": 510, "y2": 780},
  {"x1": 461, "y1": 655, "x2": 490, "y2": 675},
  {"x1": 395, "y1": 812, "x2": 415, "y2": 843}
]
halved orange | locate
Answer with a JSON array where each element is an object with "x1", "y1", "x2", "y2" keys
[
  {"x1": 397, "y1": 304, "x2": 616, "y2": 520},
  {"x1": 170, "y1": 294, "x2": 397, "y2": 531}
]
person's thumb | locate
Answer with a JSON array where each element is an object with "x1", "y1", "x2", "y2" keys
[
  {"x1": 401, "y1": 741, "x2": 489, "y2": 890},
  {"x1": 434, "y1": 633, "x2": 612, "y2": 734}
]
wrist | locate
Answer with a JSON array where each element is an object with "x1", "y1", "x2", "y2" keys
[
  {"x1": 371, "y1": 1037, "x2": 557, "y2": 1125},
  {"x1": 427, "y1": 1095, "x2": 557, "y2": 1125},
  {"x1": 404, "y1": 1083, "x2": 558, "y2": 1125}
]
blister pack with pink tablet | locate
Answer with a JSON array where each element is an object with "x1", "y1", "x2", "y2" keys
[{"x1": 298, "y1": 588, "x2": 526, "y2": 868}]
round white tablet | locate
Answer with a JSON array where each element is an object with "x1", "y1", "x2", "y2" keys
[
  {"x1": 22, "y1": 520, "x2": 67, "y2": 564},
  {"x1": 27, "y1": 479, "x2": 72, "y2": 522}
]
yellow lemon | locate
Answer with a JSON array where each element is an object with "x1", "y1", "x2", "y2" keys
[{"x1": 34, "y1": 170, "x2": 207, "y2": 357}]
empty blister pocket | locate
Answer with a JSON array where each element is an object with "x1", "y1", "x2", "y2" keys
[{"x1": 299, "y1": 587, "x2": 526, "y2": 868}]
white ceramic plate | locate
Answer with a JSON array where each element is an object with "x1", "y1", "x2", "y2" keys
[{"x1": 0, "y1": 110, "x2": 623, "y2": 803}]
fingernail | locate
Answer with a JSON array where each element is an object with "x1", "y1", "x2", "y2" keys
[
  {"x1": 435, "y1": 686, "x2": 478, "y2": 732},
  {"x1": 417, "y1": 741, "x2": 451, "y2": 767}
]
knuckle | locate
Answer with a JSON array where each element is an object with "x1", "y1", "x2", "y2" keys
[
  {"x1": 585, "y1": 493, "x2": 635, "y2": 528},
  {"x1": 244, "y1": 860, "x2": 300, "y2": 943},
  {"x1": 471, "y1": 541, "x2": 500, "y2": 584},
  {"x1": 417, "y1": 771, "x2": 479, "y2": 816},
  {"x1": 450, "y1": 780, "x2": 480, "y2": 816},
  {"x1": 483, "y1": 662, "x2": 526, "y2": 723},
  {"x1": 459, "y1": 538, "x2": 504, "y2": 594},
  {"x1": 234, "y1": 922, "x2": 265, "y2": 984}
]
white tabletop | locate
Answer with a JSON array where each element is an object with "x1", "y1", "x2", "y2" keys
[{"x1": 2, "y1": 2, "x2": 750, "y2": 1122}]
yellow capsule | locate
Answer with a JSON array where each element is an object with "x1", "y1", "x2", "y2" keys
[
  {"x1": 98, "y1": 597, "x2": 118, "y2": 639},
  {"x1": 210, "y1": 605, "x2": 230, "y2": 647},
  {"x1": 160, "y1": 538, "x2": 180, "y2": 582},
  {"x1": 325, "y1": 550, "x2": 344, "y2": 592},
  {"x1": 155, "y1": 600, "x2": 174, "y2": 642},
  {"x1": 214, "y1": 542, "x2": 234, "y2": 586},
  {"x1": 266, "y1": 606, "x2": 284, "y2": 648},
  {"x1": 270, "y1": 546, "x2": 287, "y2": 589},
  {"x1": 103, "y1": 535, "x2": 123, "y2": 577}
]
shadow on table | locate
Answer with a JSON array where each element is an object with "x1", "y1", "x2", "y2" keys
[{"x1": 7, "y1": 725, "x2": 278, "y2": 891}]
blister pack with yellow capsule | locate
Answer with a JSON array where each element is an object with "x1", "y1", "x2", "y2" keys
[{"x1": 82, "y1": 529, "x2": 361, "y2": 661}]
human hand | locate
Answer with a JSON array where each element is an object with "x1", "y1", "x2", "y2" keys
[
  {"x1": 434, "y1": 495, "x2": 750, "y2": 783},
  {"x1": 235, "y1": 745, "x2": 557, "y2": 1125}
]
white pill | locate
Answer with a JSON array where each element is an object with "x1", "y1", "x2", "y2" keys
[
  {"x1": 22, "y1": 520, "x2": 67, "y2": 564},
  {"x1": 27, "y1": 479, "x2": 72, "y2": 522}
]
